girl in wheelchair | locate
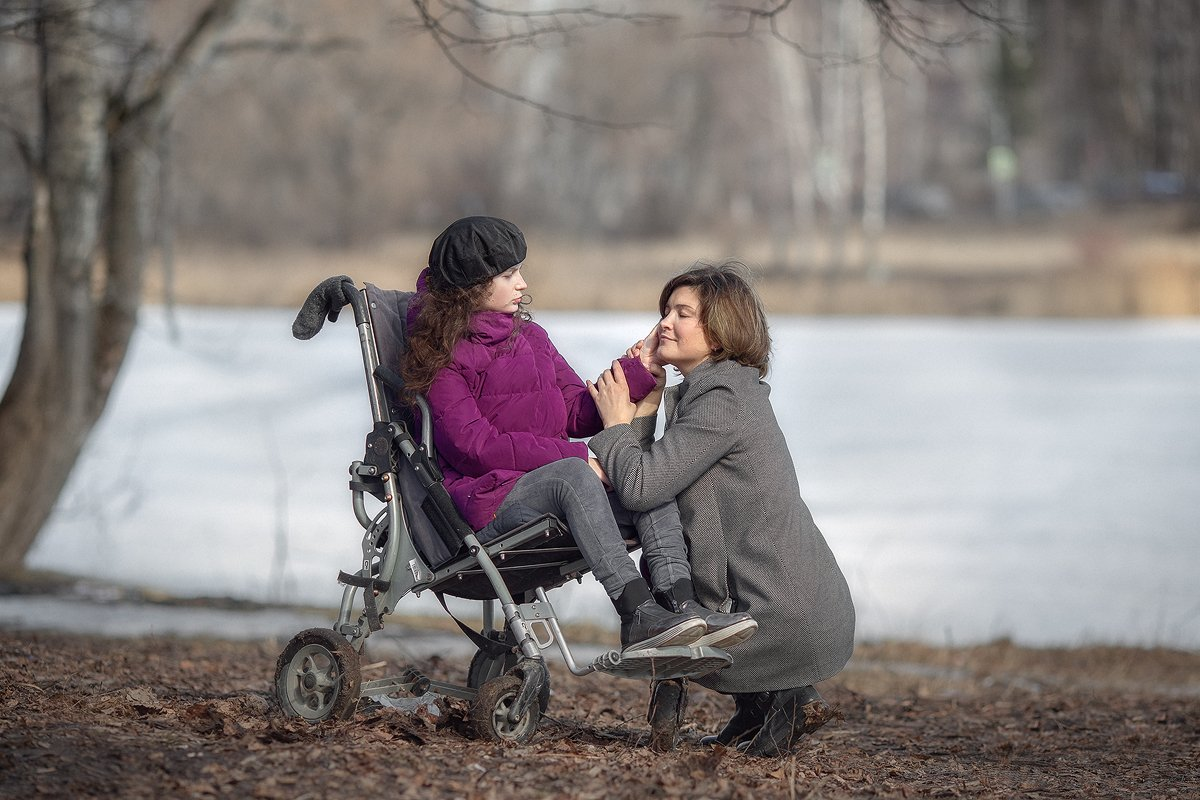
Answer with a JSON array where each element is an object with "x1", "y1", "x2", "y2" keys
[{"x1": 401, "y1": 216, "x2": 756, "y2": 653}]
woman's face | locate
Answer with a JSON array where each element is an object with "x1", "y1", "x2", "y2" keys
[
  {"x1": 480, "y1": 265, "x2": 527, "y2": 313},
  {"x1": 657, "y1": 285, "x2": 712, "y2": 375}
]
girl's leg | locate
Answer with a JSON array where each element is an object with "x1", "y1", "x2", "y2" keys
[
  {"x1": 479, "y1": 459, "x2": 706, "y2": 650},
  {"x1": 610, "y1": 495, "x2": 758, "y2": 649},
  {"x1": 608, "y1": 497, "x2": 690, "y2": 593},
  {"x1": 481, "y1": 459, "x2": 640, "y2": 597}
]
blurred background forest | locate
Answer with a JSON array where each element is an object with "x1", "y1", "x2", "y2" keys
[{"x1": 2, "y1": 0, "x2": 1200, "y2": 316}]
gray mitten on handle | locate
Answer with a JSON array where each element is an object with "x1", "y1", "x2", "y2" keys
[{"x1": 292, "y1": 275, "x2": 354, "y2": 340}]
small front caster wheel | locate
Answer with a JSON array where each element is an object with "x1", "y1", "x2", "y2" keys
[
  {"x1": 470, "y1": 675, "x2": 540, "y2": 744},
  {"x1": 274, "y1": 627, "x2": 361, "y2": 722},
  {"x1": 467, "y1": 632, "x2": 550, "y2": 712}
]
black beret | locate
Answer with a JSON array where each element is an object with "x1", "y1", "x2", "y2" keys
[{"x1": 427, "y1": 216, "x2": 527, "y2": 291}]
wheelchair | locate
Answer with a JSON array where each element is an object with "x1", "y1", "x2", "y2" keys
[{"x1": 272, "y1": 279, "x2": 731, "y2": 743}]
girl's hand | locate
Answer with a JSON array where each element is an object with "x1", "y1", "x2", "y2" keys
[{"x1": 587, "y1": 360, "x2": 637, "y2": 427}]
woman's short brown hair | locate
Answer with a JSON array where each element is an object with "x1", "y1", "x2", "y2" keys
[{"x1": 659, "y1": 260, "x2": 771, "y2": 377}]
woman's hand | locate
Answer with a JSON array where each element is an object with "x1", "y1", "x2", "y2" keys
[
  {"x1": 587, "y1": 360, "x2": 637, "y2": 427},
  {"x1": 627, "y1": 324, "x2": 667, "y2": 386}
]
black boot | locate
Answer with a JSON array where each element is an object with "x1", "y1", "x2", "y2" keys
[
  {"x1": 614, "y1": 579, "x2": 706, "y2": 651},
  {"x1": 699, "y1": 691, "x2": 772, "y2": 747},
  {"x1": 660, "y1": 579, "x2": 758, "y2": 649},
  {"x1": 741, "y1": 685, "x2": 835, "y2": 758}
]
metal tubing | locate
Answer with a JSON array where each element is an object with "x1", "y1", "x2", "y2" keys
[
  {"x1": 534, "y1": 587, "x2": 596, "y2": 677},
  {"x1": 482, "y1": 599, "x2": 495, "y2": 634},
  {"x1": 357, "y1": 322, "x2": 386, "y2": 423},
  {"x1": 335, "y1": 583, "x2": 359, "y2": 630},
  {"x1": 351, "y1": 484, "x2": 373, "y2": 529},
  {"x1": 463, "y1": 532, "x2": 543, "y2": 660}
]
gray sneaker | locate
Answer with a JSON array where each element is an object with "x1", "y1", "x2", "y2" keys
[
  {"x1": 621, "y1": 601, "x2": 706, "y2": 651},
  {"x1": 680, "y1": 601, "x2": 758, "y2": 649}
]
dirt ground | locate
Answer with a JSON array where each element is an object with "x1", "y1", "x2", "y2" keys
[{"x1": 2, "y1": 623, "x2": 1197, "y2": 799}]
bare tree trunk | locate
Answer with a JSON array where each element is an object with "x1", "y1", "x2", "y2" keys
[
  {"x1": 769, "y1": 31, "x2": 817, "y2": 272},
  {"x1": 0, "y1": 1, "x2": 108, "y2": 570},
  {"x1": 500, "y1": 0, "x2": 562, "y2": 214},
  {"x1": 819, "y1": 0, "x2": 854, "y2": 276},
  {"x1": 0, "y1": 0, "x2": 245, "y2": 573},
  {"x1": 861, "y1": 46, "x2": 886, "y2": 279}
]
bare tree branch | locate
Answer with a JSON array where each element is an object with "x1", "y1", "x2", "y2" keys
[
  {"x1": 213, "y1": 35, "x2": 361, "y2": 57},
  {"x1": 123, "y1": 0, "x2": 246, "y2": 122},
  {"x1": 461, "y1": 0, "x2": 673, "y2": 24},
  {"x1": 862, "y1": 0, "x2": 1010, "y2": 64},
  {"x1": 410, "y1": 0, "x2": 674, "y2": 49},
  {"x1": 411, "y1": 0, "x2": 657, "y2": 130},
  {"x1": 702, "y1": 0, "x2": 1005, "y2": 67}
]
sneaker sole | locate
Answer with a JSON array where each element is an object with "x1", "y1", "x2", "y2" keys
[
  {"x1": 692, "y1": 619, "x2": 759, "y2": 649},
  {"x1": 623, "y1": 618, "x2": 707, "y2": 651}
]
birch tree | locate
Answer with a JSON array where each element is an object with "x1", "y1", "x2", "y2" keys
[{"x1": 0, "y1": 0, "x2": 246, "y2": 572}]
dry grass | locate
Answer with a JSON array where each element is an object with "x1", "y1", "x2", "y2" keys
[{"x1": 3, "y1": 211, "x2": 1200, "y2": 316}]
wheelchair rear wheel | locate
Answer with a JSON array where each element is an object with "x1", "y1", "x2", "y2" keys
[
  {"x1": 274, "y1": 628, "x2": 361, "y2": 722},
  {"x1": 470, "y1": 675, "x2": 540, "y2": 744}
]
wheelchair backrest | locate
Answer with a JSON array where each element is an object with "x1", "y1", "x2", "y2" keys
[
  {"x1": 361, "y1": 283, "x2": 467, "y2": 569},
  {"x1": 363, "y1": 283, "x2": 417, "y2": 430}
]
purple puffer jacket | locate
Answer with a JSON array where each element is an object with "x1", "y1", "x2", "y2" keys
[{"x1": 410, "y1": 278, "x2": 657, "y2": 531}]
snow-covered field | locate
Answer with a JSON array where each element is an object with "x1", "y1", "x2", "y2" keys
[{"x1": 3, "y1": 304, "x2": 1198, "y2": 649}]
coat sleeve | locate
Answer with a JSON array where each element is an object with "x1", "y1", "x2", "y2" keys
[
  {"x1": 551, "y1": 339, "x2": 657, "y2": 438},
  {"x1": 428, "y1": 363, "x2": 589, "y2": 476},
  {"x1": 588, "y1": 382, "x2": 743, "y2": 511}
]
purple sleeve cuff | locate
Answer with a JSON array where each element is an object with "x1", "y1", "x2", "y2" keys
[{"x1": 618, "y1": 356, "x2": 657, "y2": 402}]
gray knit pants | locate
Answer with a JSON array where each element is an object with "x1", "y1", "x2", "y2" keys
[{"x1": 478, "y1": 458, "x2": 691, "y2": 598}]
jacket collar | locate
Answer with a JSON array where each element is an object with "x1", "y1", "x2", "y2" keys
[
  {"x1": 677, "y1": 358, "x2": 729, "y2": 397},
  {"x1": 674, "y1": 358, "x2": 763, "y2": 404},
  {"x1": 467, "y1": 310, "x2": 518, "y2": 345}
]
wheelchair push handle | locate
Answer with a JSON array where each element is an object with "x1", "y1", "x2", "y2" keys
[{"x1": 342, "y1": 278, "x2": 370, "y2": 326}]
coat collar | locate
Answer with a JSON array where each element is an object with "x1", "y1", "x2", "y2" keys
[
  {"x1": 467, "y1": 310, "x2": 518, "y2": 345},
  {"x1": 668, "y1": 358, "x2": 763, "y2": 417}
]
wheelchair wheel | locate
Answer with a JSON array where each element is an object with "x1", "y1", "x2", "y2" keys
[
  {"x1": 274, "y1": 627, "x2": 361, "y2": 722},
  {"x1": 469, "y1": 675, "x2": 540, "y2": 744},
  {"x1": 467, "y1": 630, "x2": 550, "y2": 711}
]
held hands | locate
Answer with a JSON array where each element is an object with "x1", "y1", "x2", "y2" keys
[
  {"x1": 590, "y1": 324, "x2": 667, "y2": 427},
  {"x1": 587, "y1": 360, "x2": 637, "y2": 427}
]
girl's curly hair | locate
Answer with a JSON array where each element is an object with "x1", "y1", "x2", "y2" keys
[{"x1": 401, "y1": 281, "x2": 531, "y2": 394}]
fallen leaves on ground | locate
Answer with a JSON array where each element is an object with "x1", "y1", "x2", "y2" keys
[{"x1": 1, "y1": 631, "x2": 1197, "y2": 799}]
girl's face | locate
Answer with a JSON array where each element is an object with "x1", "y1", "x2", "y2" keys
[
  {"x1": 480, "y1": 265, "x2": 527, "y2": 313},
  {"x1": 657, "y1": 285, "x2": 712, "y2": 376}
]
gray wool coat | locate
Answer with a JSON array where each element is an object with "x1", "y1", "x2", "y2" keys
[{"x1": 588, "y1": 358, "x2": 855, "y2": 694}]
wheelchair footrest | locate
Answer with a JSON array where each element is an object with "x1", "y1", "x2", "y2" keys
[{"x1": 590, "y1": 646, "x2": 733, "y2": 681}]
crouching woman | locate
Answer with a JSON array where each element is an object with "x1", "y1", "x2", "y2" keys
[{"x1": 587, "y1": 261, "x2": 856, "y2": 758}]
